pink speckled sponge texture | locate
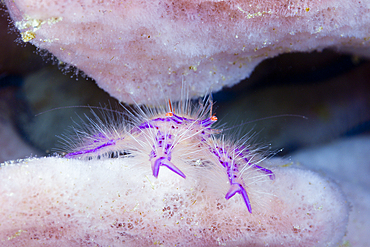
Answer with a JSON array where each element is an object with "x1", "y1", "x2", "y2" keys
[
  {"x1": 0, "y1": 157, "x2": 349, "y2": 246},
  {"x1": 5, "y1": 0, "x2": 370, "y2": 104}
]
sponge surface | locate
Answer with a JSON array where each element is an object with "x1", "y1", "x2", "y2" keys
[
  {"x1": 5, "y1": 0, "x2": 370, "y2": 104},
  {"x1": 0, "y1": 157, "x2": 349, "y2": 246}
]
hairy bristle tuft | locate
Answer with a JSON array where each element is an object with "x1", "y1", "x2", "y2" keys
[{"x1": 58, "y1": 94, "x2": 275, "y2": 213}]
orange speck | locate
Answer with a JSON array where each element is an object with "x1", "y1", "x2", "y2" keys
[{"x1": 211, "y1": 116, "x2": 218, "y2": 121}]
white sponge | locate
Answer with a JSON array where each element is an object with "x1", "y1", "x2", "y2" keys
[{"x1": 0, "y1": 157, "x2": 349, "y2": 246}]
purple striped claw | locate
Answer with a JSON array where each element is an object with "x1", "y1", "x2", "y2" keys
[
  {"x1": 225, "y1": 183, "x2": 252, "y2": 213},
  {"x1": 152, "y1": 157, "x2": 186, "y2": 178}
]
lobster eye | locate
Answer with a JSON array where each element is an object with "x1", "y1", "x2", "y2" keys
[{"x1": 210, "y1": 116, "x2": 217, "y2": 121}]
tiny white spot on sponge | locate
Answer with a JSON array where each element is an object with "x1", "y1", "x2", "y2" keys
[{"x1": 0, "y1": 157, "x2": 349, "y2": 246}]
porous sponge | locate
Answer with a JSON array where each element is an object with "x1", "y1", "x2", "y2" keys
[
  {"x1": 5, "y1": 0, "x2": 370, "y2": 104},
  {"x1": 0, "y1": 157, "x2": 349, "y2": 246}
]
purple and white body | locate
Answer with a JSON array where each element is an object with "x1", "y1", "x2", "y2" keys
[{"x1": 60, "y1": 97, "x2": 275, "y2": 213}]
